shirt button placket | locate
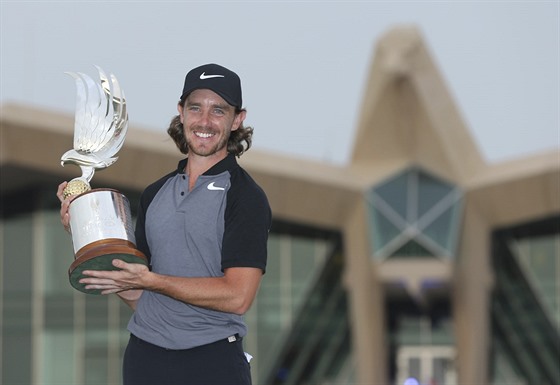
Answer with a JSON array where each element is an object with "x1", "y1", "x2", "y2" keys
[{"x1": 180, "y1": 175, "x2": 187, "y2": 197}]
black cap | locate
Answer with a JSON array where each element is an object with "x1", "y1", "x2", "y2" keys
[{"x1": 180, "y1": 63, "x2": 242, "y2": 109}]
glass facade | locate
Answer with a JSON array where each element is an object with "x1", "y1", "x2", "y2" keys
[
  {"x1": 262, "y1": 244, "x2": 353, "y2": 385},
  {"x1": 242, "y1": 226, "x2": 339, "y2": 384},
  {"x1": 1, "y1": 204, "x2": 131, "y2": 385},
  {"x1": 2, "y1": 212, "x2": 34, "y2": 384},
  {"x1": 491, "y1": 216, "x2": 560, "y2": 385},
  {"x1": 510, "y1": 234, "x2": 559, "y2": 330}
]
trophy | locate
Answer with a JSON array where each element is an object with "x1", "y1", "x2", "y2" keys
[{"x1": 61, "y1": 66, "x2": 147, "y2": 294}]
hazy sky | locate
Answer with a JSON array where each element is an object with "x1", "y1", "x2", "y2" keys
[{"x1": 1, "y1": 1, "x2": 558, "y2": 165}]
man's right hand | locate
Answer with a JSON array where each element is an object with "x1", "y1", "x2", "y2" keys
[{"x1": 56, "y1": 181, "x2": 72, "y2": 233}]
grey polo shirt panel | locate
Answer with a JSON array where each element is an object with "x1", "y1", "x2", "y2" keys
[
  {"x1": 145, "y1": 171, "x2": 230, "y2": 278},
  {"x1": 128, "y1": 170, "x2": 246, "y2": 350}
]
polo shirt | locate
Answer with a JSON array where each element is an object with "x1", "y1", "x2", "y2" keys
[{"x1": 128, "y1": 154, "x2": 271, "y2": 350}]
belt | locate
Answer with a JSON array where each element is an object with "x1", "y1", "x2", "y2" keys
[{"x1": 130, "y1": 333, "x2": 242, "y2": 349}]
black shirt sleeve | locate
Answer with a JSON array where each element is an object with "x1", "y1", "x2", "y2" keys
[{"x1": 221, "y1": 168, "x2": 271, "y2": 273}]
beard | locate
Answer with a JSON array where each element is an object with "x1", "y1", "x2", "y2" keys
[{"x1": 185, "y1": 126, "x2": 230, "y2": 157}]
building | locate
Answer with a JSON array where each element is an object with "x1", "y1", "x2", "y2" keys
[{"x1": 1, "y1": 26, "x2": 558, "y2": 385}]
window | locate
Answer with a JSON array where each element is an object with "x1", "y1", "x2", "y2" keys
[{"x1": 367, "y1": 167, "x2": 463, "y2": 261}]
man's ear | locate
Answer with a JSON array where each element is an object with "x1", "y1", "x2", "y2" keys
[
  {"x1": 177, "y1": 103, "x2": 184, "y2": 124},
  {"x1": 232, "y1": 110, "x2": 247, "y2": 131}
]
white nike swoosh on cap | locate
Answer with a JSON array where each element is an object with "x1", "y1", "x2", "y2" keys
[
  {"x1": 200, "y1": 72, "x2": 225, "y2": 80},
  {"x1": 207, "y1": 182, "x2": 225, "y2": 191}
]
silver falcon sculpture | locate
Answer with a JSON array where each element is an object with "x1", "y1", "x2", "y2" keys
[{"x1": 61, "y1": 66, "x2": 128, "y2": 199}]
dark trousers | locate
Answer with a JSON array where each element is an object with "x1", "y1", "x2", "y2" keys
[{"x1": 123, "y1": 334, "x2": 252, "y2": 385}]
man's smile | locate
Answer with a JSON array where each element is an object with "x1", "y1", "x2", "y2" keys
[{"x1": 194, "y1": 131, "x2": 215, "y2": 139}]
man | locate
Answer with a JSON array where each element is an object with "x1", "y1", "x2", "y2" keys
[{"x1": 57, "y1": 63, "x2": 271, "y2": 385}]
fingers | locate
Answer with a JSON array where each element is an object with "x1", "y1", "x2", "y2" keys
[
  {"x1": 57, "y1": 182, "x2": 72, "y2": 232},
  {"x1": 60, "y1": 202, "x2": 71, "y2": 233},
  {"x1": 80, "y1": 269, "x2": 131, "y2": 293},
  {"x1": 79, "y1": 272, "x2": 126, "y2": 293},
  {"x1": 84, "y1": 283, "x2": 124, "y2": 295},
  {"x1": 80, "y1": 277, "x2": 116, "y2": 286},
  {"x1": 60, "y1": 201, "x2": 71, "y2": 230},
  {"x1": 81, "y1": 260, "x2": 146, "y2": 279},
  {"x1": 56, "y1": 181, "x2": 68, "y2": 203},
  {"x1": 81, "y1": 268, "x2": 121, "y2": 279}
]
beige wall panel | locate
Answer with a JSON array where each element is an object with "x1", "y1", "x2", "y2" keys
[
  {"x1": 247, "y1": 169, "x2": 361, "y2": 229},
  {"x1": 1, "y1": 105, "x2": 72, "y2": 174},
  {"x1": 453, "y1": 199, "x2": 493, "y2": 385},
  {"x1": 343, "y1": 200, "x2": 387, "y2": 385},
  {"x1": 468, "y1": 153, "x2": 560, "y2": 228},
  {"x1": 352, "y1": 81, "x2": 411, "y2": 163},
  {"x1": 398, "y1": 79, "x2": 467, "y2": 183},
  {"x1": 405, "y1": 39, "x2": 485, "y2": 181}
]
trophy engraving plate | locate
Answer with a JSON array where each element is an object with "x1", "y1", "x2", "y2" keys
[{"x1": 61, "y1": 67, "x2": 147, "y2": 294}]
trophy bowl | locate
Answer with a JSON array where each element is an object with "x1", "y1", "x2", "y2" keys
[{"x1": 67, "y1": 188, "x2": 147, "y2": 294}]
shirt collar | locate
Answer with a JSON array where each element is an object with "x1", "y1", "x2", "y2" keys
[{"x1": 176, "y1": 153, "x2": 238, "y2": 176}]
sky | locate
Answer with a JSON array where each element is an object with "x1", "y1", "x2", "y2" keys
[{"x1": 1, "y1": 1, "x2": 558, "y2": 166}]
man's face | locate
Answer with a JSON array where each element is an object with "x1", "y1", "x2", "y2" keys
[{"x1": 178, "y1": 89, "x2": 245, "y2": 159}]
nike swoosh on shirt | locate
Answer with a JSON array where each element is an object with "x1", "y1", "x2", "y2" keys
[
  {"x1": 207, "y1": 182, "x2": 225, "y2": 191},
  {"x1": 200, "y1": 72, "x2": 225, "y2": 80}
]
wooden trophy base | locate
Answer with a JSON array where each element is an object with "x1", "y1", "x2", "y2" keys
[{"x1": 69, "y1": 239, "x2": 148, "y2": 295}]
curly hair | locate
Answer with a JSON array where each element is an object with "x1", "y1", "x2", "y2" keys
[{"x1": 167, "y1": 98, "x2": 253, "y2": 157}]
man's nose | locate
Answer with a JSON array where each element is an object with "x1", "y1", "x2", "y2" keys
[{"x1": 198, "y1": 109, "x2": 211, "y2": 126}]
